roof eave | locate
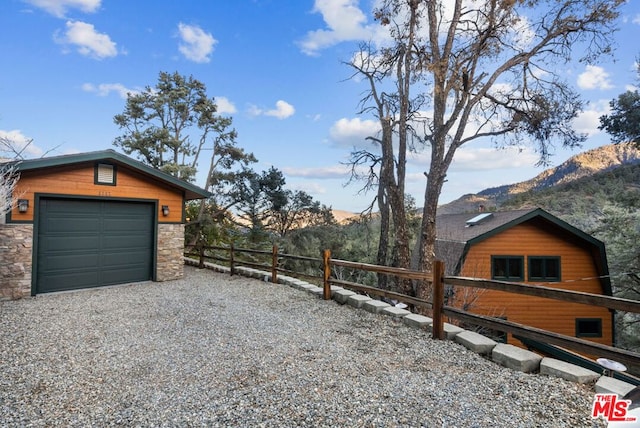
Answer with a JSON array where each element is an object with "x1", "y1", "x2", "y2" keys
[{"x1": 12, "y1": 150, "x2": 212, "y2": 200}]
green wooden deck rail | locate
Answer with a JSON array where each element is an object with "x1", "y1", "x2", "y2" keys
[{"x1": 185, "y1": 244, "x2": 640, "y2": 368}]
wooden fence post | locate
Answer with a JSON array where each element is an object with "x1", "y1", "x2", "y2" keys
[
  {"x1": 432, "y1": 260, "x2": 445, "y2": 340},
  {"x1": 322, "y1": 249, "x2": 332, "y2": 300},
  {"x1": 230, "y1": 243, "x2": 235, "y2": 276},
  {"x1": 272, "y1": 245, "x2": 278, "y2": 283}
]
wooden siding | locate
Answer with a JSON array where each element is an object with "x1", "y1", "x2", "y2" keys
[
  {"x1": 11, "y1": 164, "x2": 184, "y2": 223},
  {"x1": 456, "y1": 220, "x2": 613, "y2": 347}
]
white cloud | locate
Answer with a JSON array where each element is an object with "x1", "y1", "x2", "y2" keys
[
  {"x1": 329, "y1": 117, "x2": 380, "y2": 148},
  {"x1": 450, "y1": 146, "x2": 540, "y2": 172},
  {"x1": 0, "y1": 129, "x2": 43, "y2": 158},
  {"x1": 55, "y1": 20, "x2": 117, "y2": 59},
  {"x1": 177, "y1": 23, "x2": 216, "y2": 63},
  {"x1": 292, "y1": 181, "x2": 328, "y2": 196},
  {"x1": 633, "y1": 14, "x2": 640, "y2": 25},
  {"x1": 577, "y1": 65, "x2": 613, "y2": 90},
  {"x1": 82, "y1": 82, "x2": 138, "y2": 98},
  {"x1": 572, "y1": 99, "x2": 610, "y2": 137},
  {"x1": 24, "y1": 0, "x2": 100, "y2": 18},
  {"x1": 248, "y1": 100, "x2": 295, "y2": 119},
  {"x1": 215, "y1": 96, "x2": 237, "y2": 115},
  {"x1": 408, "y1": 146, "x2": 539, "y2": 173},
  {"x1": 298, "y1": 0, "x2": 382, "y2": 55},
  {"x1": 282, "y1": 165, "x2": 350, "y2": 179}
]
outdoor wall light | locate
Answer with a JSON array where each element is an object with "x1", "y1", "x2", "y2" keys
[
  {"x1": 162, "y1": 205, "x2": 170, "y2": 216},
  {"x1": 17, "y1": 199, "x2": 29, "y2": 213}
]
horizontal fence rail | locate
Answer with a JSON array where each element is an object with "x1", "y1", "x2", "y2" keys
[
  {"x1": 185, "y1": 243, "x2": 640, "y2": 371},
  {"x1": 445, "y1": 276, "x2": 640, "y2": 313}
]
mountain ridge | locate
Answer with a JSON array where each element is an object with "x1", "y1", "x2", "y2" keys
[{"x1": 438, "y1": 142, "x2": 640, "y2": 214}]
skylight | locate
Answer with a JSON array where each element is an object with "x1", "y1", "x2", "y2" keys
[{"x1": 466, "y1": 212, "x2": 493, "y2": 226}]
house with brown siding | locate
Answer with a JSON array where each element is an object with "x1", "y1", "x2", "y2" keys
[
  {"x1": 436, "y1": 208, "x2": 613, "y2": 348},
  {"x1": 0, "y1": 150, "x2": 209, "y2": 299}
]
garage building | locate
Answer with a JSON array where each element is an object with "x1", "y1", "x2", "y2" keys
[{"x1": 0, "y1": 150, "x2": 210, "y2": 298}]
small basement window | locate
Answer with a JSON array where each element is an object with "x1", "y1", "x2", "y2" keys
[
  {"x1": 576, "y1": 318, "x2": 602, "y2": 338},
  {"x1": 95, "y1": 163, "x2": 116, "y2": 185},
  {"x1": 491, "y1": 256, "x2": 524, "y2": 281}
]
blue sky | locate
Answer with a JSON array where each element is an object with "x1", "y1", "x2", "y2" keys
[{"x1": 1, "y1": 0, "x2": 639, "y2": 213}]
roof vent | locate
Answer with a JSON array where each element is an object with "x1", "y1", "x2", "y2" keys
[
  {"x1": 466, "y1": 212, "x2": 493, "y2": 227},
  {"x1": 96, "y1": 163, "x2": 115, "y2": 184}
]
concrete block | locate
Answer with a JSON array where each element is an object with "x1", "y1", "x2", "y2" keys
[
  {"x1": 443, "y1": 323, "x2": 465, "y2": 340},
  {"x1": 540, "y1": 358, "x2": 600, "y2": 384},
  {"x1": 280, "y1": 278, "x2": 297, "y2": 287},
  {"x1": 595, "y1": 376, "x2": 636, "y2": 396},
  {"x1": 307, "y1": 287, "x2": 324, "y2": 297},
  {"x1": 403, "y1": 313, "x2": 432, "y2": 329},
  {"x1": 362, "y1": 299, "x2": 391, "y2": 314},
  {"x1": 290, "y1": 280, "x2": 311, "y2": 290},
  {"x1": 347, "y1": 294, "x2": 372, "y2": 308},
  {"x1": 295, "y1": 282, "x2": 317, "y2": 292},
  {"x1": 277, "y1": 275, "x2": 295, "y2": 285},
  {"x1": 329, "y1": 286, "x2": 344, "y2": 297},
  {"x1": 333, "y1": 289, "x2": 356, "y2": 304},
  {"x1": 380, "y1": 306, "x2": 411, "y2": 319},
  {"x1": 491, "y1": 343, "x2": 542, "y2": 373},
  {"x1": 454, "y1": 331, "x2": 497, "y2": 355}
]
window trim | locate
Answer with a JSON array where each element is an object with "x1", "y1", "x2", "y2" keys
[
  {"x1": 528, "y1": 256, "x2": 561, "y2": 282},
  {"x1": 491, "y1": 255, "x2": 524, "y2": 281},
  {"x1": 95, "y1": 163, "x2": 117, "y2": 186},
  {"x1": 575, "y1": 318, "x2": 602, "y2": 338}
]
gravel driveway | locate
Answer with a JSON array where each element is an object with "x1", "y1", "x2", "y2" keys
[{"x1": 0, "y1": 266, "x2": 604, "y2": 427}]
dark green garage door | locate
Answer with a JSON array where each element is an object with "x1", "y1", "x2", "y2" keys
[{"x1": 36, "y1": 198, "x2": 154, "y2": 293}]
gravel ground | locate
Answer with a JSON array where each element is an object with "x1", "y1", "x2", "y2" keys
[{"x1": 0, "y1": 266, "x2": 606, "y2": 427}]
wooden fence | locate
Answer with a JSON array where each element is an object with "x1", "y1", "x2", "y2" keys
[{"x1": 185, "y1": 244, "x2": 640, "y2": 368}]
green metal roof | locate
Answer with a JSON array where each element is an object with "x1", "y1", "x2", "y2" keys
[{"x1": 11, "y1": 149, "x2": 211, "y2": 200}]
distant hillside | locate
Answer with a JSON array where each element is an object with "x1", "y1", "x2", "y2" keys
[
  {"x1": 438, "y1": 142, "x2": 640, "y2": 214},
  {"x1": 332, "y1": 209, "x2": 359, "y2": 224}
]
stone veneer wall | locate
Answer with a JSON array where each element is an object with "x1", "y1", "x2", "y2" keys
[
  {"x1": 157, "y1": 223, "x2": 185, "y2": 281},
  {"x1": 0, "y1": 224, "x2": 33, "y2": 300}
]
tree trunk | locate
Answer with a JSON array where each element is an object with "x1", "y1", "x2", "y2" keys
[
  {"x1": 376, "y1": 184, "x2": 390, "y2": 290},
  {"x1": 416, "y1": 160, "x2": 447, "y2": 306}
]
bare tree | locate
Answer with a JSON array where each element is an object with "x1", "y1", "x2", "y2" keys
[
  {"x1": 0, "y1": 136, "x2": 28, "y2": 220},
  {"x1": 346, "y1": 2, "x2": 424, "y2": 295},
  {"x1": 0, "y1": 162, "x2": 20, "y2": 220},
  {"x1": 350, "y1": 0, "x2": 622, "y2": 303}
]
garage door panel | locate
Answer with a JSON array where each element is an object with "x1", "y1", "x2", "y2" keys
[
  {"x1": 39, "y1": 253, "x2": 100, "y2": 271},
  {"x1": 101, "y1": 267, "x2": 151, "y2": 285},
  {"x1": 43, "y1": 199, "x2": 101, "y2": 214},
  {"x1": 102, "y1": 235, "x2": 152, "y2": 250},
  {"x1": 37, "y1": 198, "x2": 154, "y2": 293},
  {"x1": 38, "y1": 235, "x2": 100, "y2": 252},
  {"x1": 41, "y1": 217, "x2": 102, "y2": 234},
  {"x1": 101, "y1": 250, "x2": 152, "y2": 267},
  {"x1": 103, "y1": 217, "x2": 153, "y2": 233},
  {"x1": 37, "y1": 271, "x2": 101, "y2": 293}
]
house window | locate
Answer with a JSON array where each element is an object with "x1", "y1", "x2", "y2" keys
[
  {"x1": 528, "y1": 256, "x2": 561, "y2": 282},
  {"x1": 95, "y1": 163, "x2": 116, "y2": 185},
  {"x1": 491, "y1": 256, "x2": 524, "y2": 281},
  {"x1": 575, "y1": 318, "x2": 602, "y2": 338}
]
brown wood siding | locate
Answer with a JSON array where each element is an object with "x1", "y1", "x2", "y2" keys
[
  {"x1": 11, "y1": 164, "x2": 184, "y2": 223},
  {"x1": 456, "y1": 221, "x2": 613, "y2": 347}
]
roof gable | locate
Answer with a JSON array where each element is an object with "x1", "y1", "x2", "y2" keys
[
  {"x1": 436, "y1": 208, "x2": 611, "y2": 295},
  {"x1": 11, "y1": 150, "x2": 211, "y2": 200}
]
